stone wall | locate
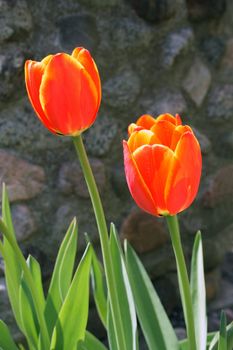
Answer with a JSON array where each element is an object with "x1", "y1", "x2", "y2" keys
[{"x1": 0, "y1": 0, "x2": 233, "y2": 340}]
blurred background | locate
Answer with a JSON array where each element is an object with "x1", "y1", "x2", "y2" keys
[{"x1": 0, "y1": 0, "x2": 232, "y2": 345}]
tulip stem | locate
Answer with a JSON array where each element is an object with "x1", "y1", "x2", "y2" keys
[
  {"x1": 73, "y1": 135, "x2": 127, "y2": 350},
  {"x1": 166, "y1": 215, "x2": 196, "y2": 350}
]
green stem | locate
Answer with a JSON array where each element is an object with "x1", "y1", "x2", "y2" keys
[
  {"x1": 73, "y1": 135, "x2": 127, "y2": 350},
  {"x1": 0, "y1": 220, "x2": 50, "y2": 349},
  {"x1": 166, "y1": 215, "x2": 196, "y2": 350}
]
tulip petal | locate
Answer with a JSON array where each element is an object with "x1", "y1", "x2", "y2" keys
[
  {"x1": 166, "y1": 131, "x2": 202, "y2": 214},
  {"x1": 123, "y1": 141, "x2": 158, "y2": 216},
  {"x1": 133, "y1": 144, "x2": 174, "y2": 214},
  {"x1": 72, "y1": 47, "x2": 101, "y2": 108},
  {"x1": 25, "y1": 57, "x2": 56, "y2": 133},
  {"x1": 136, "y1": 114, "x2": 156, "y2": 130},
  {"x1": 39, "y1": 53, "x2": 99, "y2": 135},
  {"x1": 128, "y1": 130, "x2": 159, "y2": 153},
  {"x1": 151, "y1": 120, "x2": 175, "y2": 148},
  {"x1": 170, "y1": 125, "x2": 192, "y2": 151},
  {"x1": 156, "y1": 113, "x2": 182, "y2": 126}
]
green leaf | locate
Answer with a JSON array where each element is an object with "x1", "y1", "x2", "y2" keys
[
  {"x1": 125, "y1": 241, "x2": 179, "y2": 350},
  {"x1": 107, "y1": 298, "x2": 118, "y2": 350},
  {"x1": 190, "y1": 231, "x2": 207, "y2": 350},
  {"x1": 50, "y1": 244, "x2": 92, "y2": 350},
  {"x1": 89, "y1": 244, "x2": 107, "y2": 328},
  {"x1": 44, "y1": 218, "x2": 78, "y2": 337},
  {"x1": 77, "y1": 331, "x2": 108, "y2": 350},
  {"x1": 209, "y1": 322, "x2": 233, "y2": 350},
  {"x1": 1, "y1": 184, "x2": 23, "y2": 331},
  {"x1": 0, "y1": 320, "x2": 18, "y2": 350},
  {"x1": 109, "y1": 224, "x2": 138, "y2": 350},
  {"x1": 27, "y1": 255, "x2": 45, "y2": 311},
  {"x1": 218, "y1": 312, "x2": 227, "y2": 350},
  {"x1": 19, "y1": 274, "x2": 39, "y2": 349}
]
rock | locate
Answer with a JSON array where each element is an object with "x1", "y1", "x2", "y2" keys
[
  {"x1": 203, "y1": 240, "x2": 225, "y2": 271},
  {"x1": 142, "y1": 244, "x2": 175, "y2": 281},
  {"x1": 120, "y1": 208, "x2": 169, "y2": 253},
  {"x1": 84, "y1": 115, "x2": 118, "y2": 157},
  {"x1": 11, "y1": 205, "x2": 37, "y2": 242},
  {"x1": 187, "y1": 0, "x2": 226, "y2": 21},
  {"x1": 162, "y1": 28, "x2": 194, "y2": 68},
  {"x1": 140, "y1": 89, "x2": 187, "y2": 116},
  {"x1": 192, "y1": 128, "x2": 211, "y2": 154},
  {"x1": 200, "y1": 36, "x2": 225, "y2": 66},
  {"x1": 103, "y1": 67, "x2": 141, "y2": 109},
  {"x1": 207, "y1": 84, "x2": 233, "y2": 122},
  {"x1": 0, "y1": 49, "x2": 26, "y2": 100},
  {"x1": 202, "y1": 165, "x2": 233, "y2": 208},
  {"x1": 221, "y1": 38, "x2": 233, "y2": 70},
  {"x1": 208, "y1": 279, "x2": 233, "y2": 311},
  {"x1": 102, "y1": 16, "x2": 152, "y2": 52},
  {"x1": 127, "y1": 0, "x2": 178, "y2": 22},
  {"x1": 175, "y1": 328, "x2": 186, "y2": 340},
  {"x1": 57, "y1": 14, "x2": 99, "y2": 52},
  {"x1": 0, "y1": 0, "x2": 32, "y2": 43},
  {"x1": 205, "y1": 268, "x2": 221, "y2": 302},
  {"x1": 0, "y1": 99, "x2": 67, "y2": 151},
  {"x1": 111, "y1": 164, "x2": 129, "y2": 198},
  {"x1": 58, "y1": 158, "x2": 106, "y2": 198},
  {"x1": 153, "y1": 274, "x2": 179, "y2": 314},
  {"x1": 78, "y1": 0, "x2": 121, "y2": 8},
  {"x1": 182, "y1": 58, "x2": 211, "y2": 106},
  {"x1": 0, "y1": 150, "x2": 45, "y2": 202}
]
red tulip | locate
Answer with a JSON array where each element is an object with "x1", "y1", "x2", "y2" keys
[
  {"x1": 25, "y1": 47, "x2": 101, "y2": 136},
  {"x1": 123, "y1": 113, "x2": 202, "y2": 216}
]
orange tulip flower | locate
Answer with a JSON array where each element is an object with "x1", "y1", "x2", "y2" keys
[
  {"x1": 25, "y1": 47, "x2": 101, "y2": 136},
  {"x1": 123, "y1": 113, "x2": 202, "y2": 216}
]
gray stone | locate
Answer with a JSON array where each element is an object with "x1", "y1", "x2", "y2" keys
[
  {"x1": 11, "y1": 205, "x2": 37, "y2": 242},
  {"x1": 58, "y1": 14, "x2": 99, "y2": 52},
  {"x1": 183, "y1": 58, "x2": 211, "y2": 106},
  {"x1": 103, "y1": 68, "x2": 141, "y2": 108},
  {"x1": 202, "y1": 165, "x2": 233, "y2": 208},
  {"x1": 187, "y1": 0, "x2": 226, "y2": 21},
  {"x1": 0, "y1": 99, "x2": 68, "y2": 151},
  {"x1": 128, "y1": 0, "x2": 178, "y2": 22},
  {"x1": 111, "y1": 165, "x2": 129, "y2": 198},
  {"x1": 192, "y1": 128, "x2": 212, "y2": 154},
  {"x1": 162, "y1": 28, "x2": 194, "y2": 68},
  {"x1": 120, "y1": 208, "x2": 169, "y2": 253},
  {"x1": 0, "y1": 150, "x2": 45, "y2": 202},
  {"x1": 100, "y1": 15, "x2": 152, "y2": 53},
  {"x1": 58, "y1": 158, "x2": 106, "y2": 198},
  {"x1": 140, "y1": 89, "x2": 187, "y2": 116},
  {"x1": 207, "y1": 84, "x2": 233, "y2": 122},
  {"x1": 175, "y1": 328, "x2": 186, "y2": 340},
  {"x1": 84, "y1": 115, "x2": 118, "y2": 157},
  {"x1": 0, "y1": 0, "x2": 32, "y2": 42},
  {"x1": 200, "y1": 36, "x2": 225, "y2": 66},
  {"x1": 208, "y1": 279, "x2": 233, "y2": 311}
]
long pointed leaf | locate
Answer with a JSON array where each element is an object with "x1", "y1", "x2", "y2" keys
[
  {"x1": 27, "y1": 255, "x2": 45, "y2": 311},
  {"x1": 0, "y1": 320, "x2": 18, "y2": 350},
  {"x1": 89, "y1": 245, "x2": 107, "y2": 328},
  {"x1": 50, "y1": 244, "x2": 92, "y2": 350},
  {"x1": 190, "y1": 231, "x2": 207, "y2": 350},
  {"x1": 77, "y1": 331, "x2": 108, "y2": 350},
  {"x1": 44, "y1": 218, "x2": 78, "y2": 336},
  {"x1": 218, "y1": 312, "x2": 227, "y2": 350},
  {"x1": 125, "y1": 241, "x2": 179, "y2": 350},
  {"x1": 1, "y1": 184, "x2": 23, "y2": 330},
  {"x1": 109, "y1": 224, "x2": 138, "y2": 350},
  {"x1": 209, "y1": 322, "x2": 233, "y2": 350},
  {"x1": 19, "y1": 275, "x2": 39, "y2": 349}
]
